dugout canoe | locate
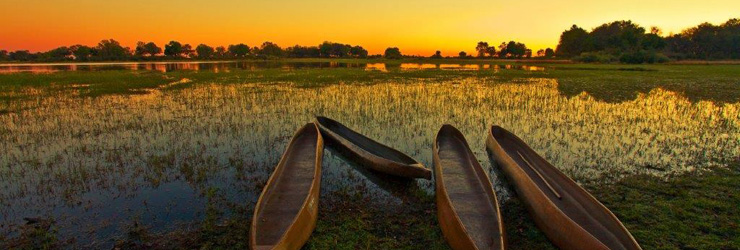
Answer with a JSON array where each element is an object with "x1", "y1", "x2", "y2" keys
[
  {"x1": 486, "y1": 126, "x2": 641, "y2": 250},
  {"x1": 434, "y1": 125, "x2": 505, "y2": 250},
  {"x1": 315, "y1": 116, "x2": 431, "y2": 180},
  {"x1": 250, "y1": 123, "x2": 324, "y2": 250},
  {"x1": 328, "y1": 147, "x2": 421, "y2": 199}
]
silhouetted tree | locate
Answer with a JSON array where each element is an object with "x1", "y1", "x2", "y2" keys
[
  {"x1": 9, "y1": 50, "x2": 35, "y2": 61},
  {"x1": 44, "y1": 46, "x2": 72, "y2": 61},
  {"x1": 554, "y1": 20, "x2": 686, "y2": 62},
  {"x1": 164, "y1": 41, "x2": 184, "y2": 57},
  {"x1": 349, "y1": 46, "x2": 368, "y2": 58},
  {"x1": 70, "y1": 45, "x2": 94, "y2": 61},
  {"x1": 215, "y1": 46, "x2": 227, "y2": 58},
  {"x1": 384, "y1": 47, "x2": 402, "y2": 59},
  {"x1": 498, "y1": 41, "x2": 527, "y2": 58},
  {"x1": 476, "y1": 42, "x2": 490, "y2": 57},
  {"x1": 430, "y1": 50, "x2": 443, "y2": 58},
  {"x1": 259, "y1": 42, "x2": 284, "y2": 57},
  {"x1": 319, "y1": 42, "x2": 352, "y2": 57},
  {"x1": 228, "y1": 44, "x2": 250, "y2": 57},
  {"x1": 135, "y1": 41, "x2": 147, "y2": 56},
  {"x1": 181, "y1": 44, "x2": 194, "y2": 58},
  {"x1": 96, "y1": 39, "x2": 130, "y2": 60},
  {"x1": 196, "y1": 44, "x2": 215, "y2": 59},
  {"x1": 556, "y1": 25, "x2": 590, "y2": 57},
  {"x1": 459, "y1": 51, "x2": 467, "y2": 58},
  {"x1": 664, "y1": 18, "x2": 740, "y2": 59},
  {"x1": 486, "y1": 46, "x2": 496, "y2": 58},
  {"x1": 497, "y1": 42, "x2": 508, "y2": 57},
  {"x1": 641, "y1": 33, "x2": 666, "y2": 50},
  {"x1": 544, "y1": 48, "x2": 555, "y2": 58},
  {"x1": 537, "y1": 49, "x2": 545, "y2": 57},
  {"x1": 135, "y1": 42, "x2": 162, "y2": 57},
  {"x1": 0, "y1": 50, "x2": 8, "y2": 61},
  {"x1": 589, "y1": 20, "x2": 645, "y2": 52},
  {"x1": 286, "y1": 45, "x2": 320, "y2": 58}
]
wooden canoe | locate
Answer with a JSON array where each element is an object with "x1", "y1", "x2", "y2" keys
[
  {"x1": 250, "y1": 123, "x2": 324, "y2": 250},
  {"x1": 328, "y1": 148, "x2": 421, "y2": 199},
  {"x1": 315, "y1": 116, "x2": 431, "y2": 180},
  {"x1": 486, "y1": 126, "x2": 641, "y2": 250},
  {"x1": 434, "y1": 125, "x2": 506, "y2": 250}
]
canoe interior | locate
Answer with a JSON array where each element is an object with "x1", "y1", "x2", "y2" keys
[
  {"x1": 316, "y1": 116, "x2": 418, "y2": 165},
  {"x1": 490, "y1": 126, "x2": 639, "y2": 250},
  {"x1": 253, "y1": 124, "x2": 320, "y2": 247},
  {"x1": 436, "y1": 125, "x2": 503, "y2": 249}
]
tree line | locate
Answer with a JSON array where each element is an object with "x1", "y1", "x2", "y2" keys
[
  {"x1": 0, "y1": 41, "x2": 385, "y2": 62},
  {"x1": 556, "y1": 18, "x2": 740, "y2": 63},
  {"x1": 1, "y1": 18, "x2": 737, "y2": 63}
]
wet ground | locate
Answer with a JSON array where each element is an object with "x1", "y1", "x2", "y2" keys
[{"x1": 0, "y1": 61, "x2": 738, "y2": 248}]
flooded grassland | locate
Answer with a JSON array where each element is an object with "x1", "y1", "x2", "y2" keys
[{"x1": 0, "y1": 61, "x2": 738, "y2": 249}]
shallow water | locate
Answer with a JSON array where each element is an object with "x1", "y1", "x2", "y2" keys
[
  {"x1": 0, "y1": 77, "x2": 738, "y2": 247},
  {"x1": 0, "y1": 61, "x2": 545, "y2": 74}
]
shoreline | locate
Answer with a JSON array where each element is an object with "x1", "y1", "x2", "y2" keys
[{"x1": 2, "y1": 58, "x2": 740, "y2": 66}]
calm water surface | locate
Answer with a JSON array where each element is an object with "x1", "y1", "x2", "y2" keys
[
  {"x1": 0, "y1": 61, "x2": 544, "y2": 74},
  {"x1": 0, "y1": 63, "x2": 737, "y2": 247}
]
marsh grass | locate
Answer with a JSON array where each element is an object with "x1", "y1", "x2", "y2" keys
[
  {"x1": 2, "y1": 62, "x2": 739, "y2": 106},
  {"x1": 0, "y1": 62, "x2": 739, "y2": 248},
  {"x1": 590, "y1": 164, "x2": 740, "y2": 249}
]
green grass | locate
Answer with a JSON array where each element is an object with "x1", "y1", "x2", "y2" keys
[
  {"x1": 4, "y1": 161, "x2": 736, "y2": 249},
  {"x1": 304, "y1": 191, "x2": 448, "y2": 250},
  {"x1": 52, "y1": 165, "x2": 732, "y2": 249},
  {"x1": 2, "y1": 60, "x2": 739, "y2": 105},
  {"x1": 1, "y1": 59, "x2": 738, "y2": 248},
  {"x1": 590, "y1": 165, "x2": 740, "y2": 250},
  {"x1": 503, "y1": 164, "x2": 740, "y2": 249}
]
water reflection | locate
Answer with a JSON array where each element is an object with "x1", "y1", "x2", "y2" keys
[
  {"x1": 0, "y1": 79, "x2": 737, "y2": 247},
  {"x1": 0, "y1": 61, "x2": 548, "y2": 74}
]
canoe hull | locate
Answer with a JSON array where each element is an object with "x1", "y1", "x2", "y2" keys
[
  {"x1": 486, "y1": 126, "x2": 640, "y2": 250},
  {"x1": 315, "y1": 117, "x2": 431, "y2": 179},
  {"x1": 250, "y1": 123, "x2": 324, "y2": 250},
  {"x1": 434, "y1": 125, "x2": 505, "y2": 250}
]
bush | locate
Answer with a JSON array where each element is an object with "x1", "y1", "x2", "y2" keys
[
  {"x1": 573, "y1": 52, "x2": 617, "y2": 63},
  {"x1": 619, "y1": 50, "x2": 670, "y2": 64}
]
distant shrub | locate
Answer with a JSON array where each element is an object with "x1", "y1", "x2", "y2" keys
[
  {"x1": 619, "y1": 50, "x2": 670, "y2": 64},
  {"x1": 574, "y1": 52, "x2": 617, "y2": 63}
]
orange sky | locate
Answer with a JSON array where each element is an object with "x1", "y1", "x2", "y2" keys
[{"x1": 1, "y1": 0, "x2": 738, "y2": 56}]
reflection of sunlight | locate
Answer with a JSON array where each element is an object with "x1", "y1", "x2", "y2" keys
[
  {"x1": 439, "y1": 64, "x2": 462, "y2": 69},
  {"x1": 0, "y1": 62, "x2": 552, "y2": 74},
  {"x1": 400, "y1": 63, "x2": 437, "y2": 70},
  {"x1": 463, "y1": 64, "x2": 480, "y2": 70},
  {"x1": 524, "y1": 65, "x2": 545, "y2": 71},
  {"x1": 1, "y1": 79, "x2": 738, "y2": 245},
  {"x1": 364, "y1": 63, "x2": 387, "y2": 72}
]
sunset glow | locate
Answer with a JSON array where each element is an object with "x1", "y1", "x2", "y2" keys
[{"x1": 1, "y1": 0, "x2": 738, "y2": 56}]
